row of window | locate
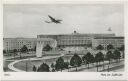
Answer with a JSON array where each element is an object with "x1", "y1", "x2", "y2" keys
[
  {"x1": 5, "y1": 49, "x2": 34, "y2": 52},
  {"x1": 58, "y1": 40, "x2": 91, "y2": 44},
  {"x1": 38, "y1": 41, "x2": 51, "y2": 44}
]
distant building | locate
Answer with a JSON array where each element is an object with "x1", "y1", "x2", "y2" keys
[
  {"x1": 3, "y1": 31, "x2": 124, "y2": 58},
  {"x1": 37, "y1": 31, "x2": 116, "y2": 48},
  {"x1": 3, "y1": 37, "x2": 57, "y2": 57},
  {"x1": 92, "y1": 37, "x2": 124, "y2": 50},
  {"x1": 3, "y1": 38, "x2": 16, "y2": 52},
  {"x1": 3, "y1": 38, "x2": 37, "y2": 52}
]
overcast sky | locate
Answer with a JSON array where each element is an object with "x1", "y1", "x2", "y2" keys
[{"x1": 3, "y1": 4, "x2": 124, "y2": 38}]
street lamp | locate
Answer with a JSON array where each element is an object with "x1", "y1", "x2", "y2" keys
[
  {"x1": 26, "y1": 61, "x2": 28, "y2": 72},
  {"x1": 102, "y1": 55, "x2": 105, "y2": 71},
  {"x1": 26, "y1": 58, "x2": 31, "y2": 72},
  {"x1": 97, "y1": 63, "x2": 98, "y2": 72},
  {"x1": 107, "y1": 64, "x2": 110, "y2": 72},
  {"x1": 13, "y1": 53, "x2": 15, "y2": 60},
  {"x1": 20, "y1": 52, "x2": 22, "y2": 59}
]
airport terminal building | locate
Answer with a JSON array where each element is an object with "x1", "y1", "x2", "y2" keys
[
  {"x1": 37, "y1": 31, "x2": 124, "y2": 48},
  {"x1": 37, "y1": 31, "x2": 116, "y2": 48},
  {"x1": 3, "y1": 31, "x2": 124, "y2": 57}
]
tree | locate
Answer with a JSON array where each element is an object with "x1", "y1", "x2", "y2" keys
[
  {"x1": 3, "y1": 50, "x2": 6, "y2": 54},
  {"x1": 90, "y1": 54, "x2": 95, "y2": 65},
  {"x1": 113, "y1": 49, "x2": 121, "y2": 62},
  {"x1": 118, "y1": 45, "x2": 124, "y2": 58},
  {"x1": 33, "y1": 46, "x2": 36, "y2": 51},
  {"x1": 43, "y1": 44, "x2": 52, "y2": 51},
  {"x1": 70, "y1": 53, "x2": 82, "y2": 71},
  {"x1": 82, "y1": 52, "x2": 93, "y2": 69},
  {"x1": 64, "y1": 62, "x2": 69, "y2": 71},
  {"x1": 107, "y1": 44, "x2": 114, "y2": 51},
  {"x1": 21, "y1": 45, "x2": 28, "y2": 53},
  {"x1": 95, "y1": 52, "x2": 104, "y2": 71},
  {"x1": 105, "y1": 51, "x2": 114, "y2": 64},
  {"x1": 33, "y1": 65, "x2": 37, "y2": 72},
  {"x1": 13, "y1": 49, "x2": 17, "y2": 59},
  {"x1": 37, "y1": 63, "x2": 50, "y2": 72},
  {"x1": 55, "y1": 57, "x2": 64, "y2": 72},
  {"x1": 95, "y1": 52, "x2": 104, "y2": 62},
  {"x1": 13, "y1": 49, "x2": 17, "y2": 53},
  {"x1": 57, "y1": 45, "x2": 61, "y2": 49},
  {"x1": 82, "y1": 55, "x2": 87, "y2": 66},
  {"x1": 96, "y1": 45, "x2": 104, "y2": 50},
  {"x1": 51, "y1": 63, "x2": 55, "y2": 72}
]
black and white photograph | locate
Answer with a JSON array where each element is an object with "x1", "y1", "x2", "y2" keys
[{"x1": 3, "y1": 3, "x2": 125, "y2": 72}]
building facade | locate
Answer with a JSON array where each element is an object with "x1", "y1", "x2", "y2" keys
[
  {"x1": 3, "y1": 38, "x2": 37, "y2": 52},
  {"x1": 3, "y1": 31, "x2": 124, "y2": 57},
  {"x1": 37, "y1": 31, "x2": 116, "y2": 48},
  {"x1": 92, "y1": 37, "x2": 124, "y2": 50},
  {"x1": 3, "y1": 38, "x2": 57, "y2": 57}
]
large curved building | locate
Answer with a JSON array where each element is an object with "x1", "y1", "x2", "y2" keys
[{"x1": 37, "y1": 31, "x2": 116, "y2": 48}]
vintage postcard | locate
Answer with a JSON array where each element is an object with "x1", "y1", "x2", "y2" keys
[{"x1": 0, "y1": 0, "x2": 127, "y2": 81}]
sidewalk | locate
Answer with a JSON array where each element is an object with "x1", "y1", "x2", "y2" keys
[
  {"x1": 62, "y1": 60, "x2": 124, "y2": 72},
  {"x1": 7, "y1": 52, "x2": 65, "y2": 72}
]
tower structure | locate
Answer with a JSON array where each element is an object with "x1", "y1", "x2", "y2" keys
[{"x1": 107, "y1": 27, "x2": 113, "y2": 34}]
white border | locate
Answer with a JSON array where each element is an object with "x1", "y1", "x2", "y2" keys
[{"x1": 0, "y1": 0, "x2": 128, "y2": 80}]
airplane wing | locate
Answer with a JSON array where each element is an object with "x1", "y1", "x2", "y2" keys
[
  {"x1": 57, "y1": 19, "x2": 62, "y2": 21},
  {"x1": 45, "y1": 21, "x2": 51, "y2": 23},
  {"x1": 48, "y1": 15, "x2": 56, "y2": 21}
]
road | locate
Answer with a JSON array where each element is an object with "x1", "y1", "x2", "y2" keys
[
  {"x1": 7, "y1": 52, "x2": 65, "y2": 72},
  {"x1": 62, "y1": 60, "x2": 124, "y2": 72}
]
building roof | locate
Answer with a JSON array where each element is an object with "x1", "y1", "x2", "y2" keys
[
  {"x1": 37, "y1": 38, "x2": 55, "y2": 41},
  {"x1": 3, "y1": 38, "x2": 36, "y2": 39},
  {"x1": 94, "y1": 36, "x2": 124, "y2": 39},
  {"x1": 37, "y1": 31, "x2": 116, "y2": 37},
  {"x1": 38, "y1": 33, "x2": 116, "y2": 37}
]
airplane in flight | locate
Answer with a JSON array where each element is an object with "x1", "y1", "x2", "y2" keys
[{"x1": 45, "y1": 15, "x2": 62, "y2": 24}]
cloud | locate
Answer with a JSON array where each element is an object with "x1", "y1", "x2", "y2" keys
[{"x1": 3, "y1": 4, "x2": 124, "y2": 38}]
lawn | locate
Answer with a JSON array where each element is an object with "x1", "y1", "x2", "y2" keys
[
  {"x1": 12, "y1": 54, "x2": 125, "y2": 72},
  {"x1": 13, "y1": 55, "x2": 74, "y2": 72},
  {"x1": 4, "y1": 60, "x2": 14, "y2": 72}
]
